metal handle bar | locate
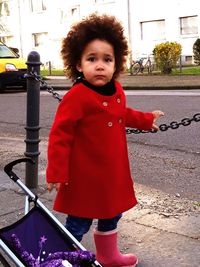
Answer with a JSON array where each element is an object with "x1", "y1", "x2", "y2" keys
[{"x1": 4, "y1": 158, "x2": 34, "y2": 182}]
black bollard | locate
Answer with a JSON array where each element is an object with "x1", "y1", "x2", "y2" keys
[{"x1": 24, "y1": 51, "x2": 41, "y2": 190}]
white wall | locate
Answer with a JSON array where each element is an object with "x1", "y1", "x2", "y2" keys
[
  {"x1": 129, "y1": 0, "x2": 200, "y2": 62},
  {"x1": 1, "y1": 0, "x2": 199, "y2": 67}
]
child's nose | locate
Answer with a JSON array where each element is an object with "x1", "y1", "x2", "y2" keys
[{"x1": 96, "y1": 61, "x2": 104, "y2": 70}]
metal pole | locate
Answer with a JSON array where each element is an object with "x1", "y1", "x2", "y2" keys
[
  {"x1": 127, "y1": 0, "x2": 133, "y2": 71},
  {"x1": 179, "y1": 55, "x2": 182, "y2": 73},
  {"x1": 48, "y1": 61, "x2": 52, "y2": 76},
  {"x1": 24, "y1": 51, "x2": 41, "y2": 190}
]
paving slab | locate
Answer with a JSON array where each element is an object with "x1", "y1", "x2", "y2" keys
[{"x1": 44, "y1": 74, "x2": 200, "y2": 90}]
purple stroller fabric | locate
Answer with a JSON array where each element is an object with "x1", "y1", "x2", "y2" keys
[{"x1": 0, "y1": 206, "x2": 95, "y2": 266}]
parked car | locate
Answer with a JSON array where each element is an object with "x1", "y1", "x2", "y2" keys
[{"x1": 0, "y1": 42, "x2": 27, "y2": 92}]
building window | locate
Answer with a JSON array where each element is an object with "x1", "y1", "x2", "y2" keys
[
  {"x1": 32, "y1": 32, "x2": 48, "y2": 47},
  {"x1": 180, "y1": 16, "x2": 198, "y2": 35},
  {"x1": 0, "y1": 1, "x2": 10, "y2": 16},
  {"x1": 30, "y1": 0, "x2": 47, "y2": 12},
  {"x1": 70, "y1": 5, "x2": 80, "y2": 22},
  {"x1": 141, "y1": 20, "x2": 165, "y2": 41},
  {"x1": 94, "y1": 0, "x2": 115, "y2": 3},
  {"x1": 71, "y1": 7, "x2": 78, "y2": 17},
  {"x1": 185, "y1": 56, "x2": 192, "y2": 63}
]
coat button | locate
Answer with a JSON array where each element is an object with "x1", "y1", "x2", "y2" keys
[
  {"x1": 108, "y1": 121, "x2": 113, "y2": 127},
  {"x1": 103, "y1": 101, "x2": 108, "y2": 106},
  {"x1": 116, "y1": 98, "x2": 121, "y2": 103},
  {"x1": 118, "y1": 118, "x2": 123, "y2": 123}
]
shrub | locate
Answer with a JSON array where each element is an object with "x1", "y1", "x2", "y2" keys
[
  {"x1": 153, "y1": 42, "x2": 182, "y2": 74},
  {"x1": 193, "y1": 38, "x2": 200, "y2": 65}
]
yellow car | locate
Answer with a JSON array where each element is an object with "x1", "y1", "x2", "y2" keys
[{"x1": 0, "y1": 42, "x2": 27, "y2": 92}]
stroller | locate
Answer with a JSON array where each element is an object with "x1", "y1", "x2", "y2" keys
[{"x1": 0, "y1": 158, "x2": 102, "y2": 267}]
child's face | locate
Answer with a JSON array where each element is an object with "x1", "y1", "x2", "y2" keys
[{"x1": 76, "y1": 39, "x2": 116, "y2": 87}]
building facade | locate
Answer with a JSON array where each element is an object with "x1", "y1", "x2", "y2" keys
[
  {"x1": 130, "y1": 0, "x2": 200, "y2": 64},
  {"x1": 0, "y1": 0, "x2": 199, "y2": 68}
]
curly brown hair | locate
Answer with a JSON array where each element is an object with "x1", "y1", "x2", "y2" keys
[{"x1": 61, "y1": 13, "x2": 129, "y2": 81}]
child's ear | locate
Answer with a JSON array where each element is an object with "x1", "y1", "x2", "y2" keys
[{"x1": 76, "y1": 62, "x2": 82, "y2": 72}]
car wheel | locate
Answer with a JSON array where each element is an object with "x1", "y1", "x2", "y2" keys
[
  {"x1": 22, "y1": 83, "x2": 27, "y2": 91},
  {"x1": 0, "y1": 80, "x2": 5, "y2": 93}
]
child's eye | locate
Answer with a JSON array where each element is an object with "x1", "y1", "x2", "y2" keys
[
  {"x1": 105, "y1": 57, "x2": 113, "y2": 62},
  {"x1": 87, "y1": 57, "x2": 96, "y2": 62}
]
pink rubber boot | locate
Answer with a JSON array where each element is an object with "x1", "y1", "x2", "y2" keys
[{"x1": 94, "y1": 229, "x2": 138, "y2": 267}]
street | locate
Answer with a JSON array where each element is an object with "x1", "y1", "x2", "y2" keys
[
  {"x1": 0, "y1": 89, "x2": 200, "y2": 267},
  {"x1": 0, "y1": 89, "x2": 200, "y2": 201},
  {"x1": 125, "y1": 90, "x2": 200, "y2": 201}
]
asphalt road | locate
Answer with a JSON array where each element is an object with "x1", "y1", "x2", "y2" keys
[
  {"x1": 125, "y1": 91, "x2": 200, "y2": 201},
  {"x1": 0, "y1": 90, "x2": 200, "y2": 201}
]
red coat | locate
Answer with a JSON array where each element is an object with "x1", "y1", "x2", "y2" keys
[{"x1": 46, "y1": 80, "x2": 153, "y2": 219}]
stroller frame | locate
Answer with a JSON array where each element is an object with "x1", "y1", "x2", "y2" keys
[{"x1": 0, "y1": 158, "x2": 102, "y2": 267}]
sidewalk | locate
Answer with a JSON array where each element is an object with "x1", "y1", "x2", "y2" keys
[
  {"x1": 44, "y1": 73, "x2": 200, "y2": 90},
  {"x1": 0, "y1": 137, "x2": 199, "y2": 267},
  {"x1": 0, "y1": 172, "x2": 199, "y2": 267}
]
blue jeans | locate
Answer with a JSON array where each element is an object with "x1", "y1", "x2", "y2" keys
[{"x1": 65, "y1": 214, "x2": 122, "y2": 241}]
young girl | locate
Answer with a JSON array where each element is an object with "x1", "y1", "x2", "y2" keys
[{"x1": 46, "y1": 14, "x2": 164, "y2": 267}]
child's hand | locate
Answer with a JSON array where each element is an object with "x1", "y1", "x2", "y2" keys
[
  {"x1": 152, "y1": 110, "x2": 164, "y2": 131},
  {"x1": 47, "y1": 182, "x2": 68, "y2": 192}
]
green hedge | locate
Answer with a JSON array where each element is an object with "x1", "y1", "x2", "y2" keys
[{"x1": 153, "y1": 42, "x2": 182, "y2": 74}]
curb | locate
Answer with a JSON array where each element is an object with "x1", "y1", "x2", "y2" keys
[
  {"x1": 44, "y1": 76, "x2": 200, "y2": 91},
  {"x1": 44, "y1": 84, "x2": 200, "y2": 91}
]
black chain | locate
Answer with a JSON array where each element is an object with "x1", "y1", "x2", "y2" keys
[
  {"x1": 30, "y1": 71, "x2": 62, "y2": 102},
  {"x1": 126, "y1": 113, "x2": 200, "y2": 134},
  {"x1": 28, "y1": 72, "x2": 200, "y2": 134}
]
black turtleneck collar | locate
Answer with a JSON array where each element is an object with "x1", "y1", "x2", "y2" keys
[{"x1": 74, "y1": 77, "x2": 116, "y2": 96}]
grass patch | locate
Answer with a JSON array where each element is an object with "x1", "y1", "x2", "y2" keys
[
  {"x1": 172, "y1": 66, "x2": 200, "y2": 75},
  {"x1": 41, "y1": 69, "x2": 65, "y2": 76}
]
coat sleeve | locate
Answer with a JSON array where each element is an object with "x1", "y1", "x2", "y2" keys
[
  {"x1": 115, "y1": 81, "x2": 154, "y2": 130},
  {"x1": 125, "y1": 107, "x2": 154, "y2": 130},
  {"x1": 46, "y1": 89, "x2": 83, "y2": 184}
]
